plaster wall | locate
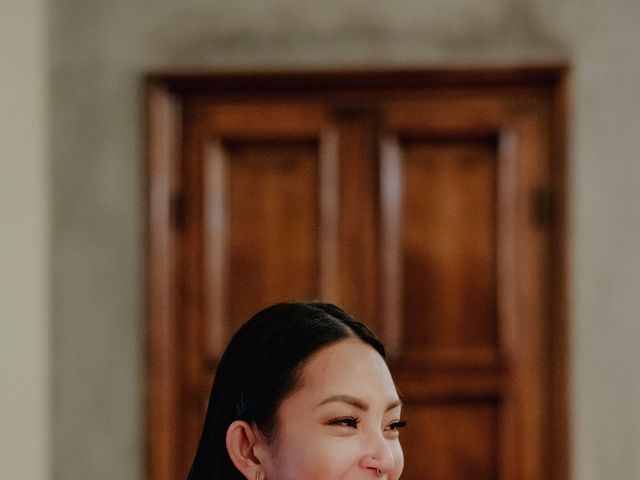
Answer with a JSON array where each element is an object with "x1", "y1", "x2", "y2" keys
[
  {"x1": 50, "y1": 0, "x2": 640, "y2": 478},
  {"x1": 0, "y1": 1, "x2": 50, "y2": 478}
]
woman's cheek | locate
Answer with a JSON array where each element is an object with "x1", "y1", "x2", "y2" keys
[
  {"x1": 306, "y1": 436, "x2": 361, "y2": 478},
  {"x1": 307, "y1": 437, "x2": 356, "y2": 475},
  {"x1": 273, "y1": 435, "x2": 340, "y2": 478}
]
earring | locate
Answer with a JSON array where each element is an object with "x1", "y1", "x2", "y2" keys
[{"x1": 255, "y1": 472, "x2": 264, "y2": 480}]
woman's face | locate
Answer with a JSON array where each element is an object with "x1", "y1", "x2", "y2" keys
[{"x1": 260, "y1": 339, "x2": 404, "y2": 480}]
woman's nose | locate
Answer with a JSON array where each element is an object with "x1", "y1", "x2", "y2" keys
[{"x1": 360, "y1": 435, "x2": 396, "y2": 475}]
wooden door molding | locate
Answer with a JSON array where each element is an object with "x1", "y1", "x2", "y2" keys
[{"x1": 145, "y1": 67, "x2": 569, "y2": 480}]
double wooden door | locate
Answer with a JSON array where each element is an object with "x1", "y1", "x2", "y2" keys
[{"x1": 146, "y1": 68, "x2": 568, "y2": 480}]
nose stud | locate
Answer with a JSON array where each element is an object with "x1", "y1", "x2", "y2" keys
[{"x1": 372, "y1": 456, "x2": 382, "y2": 476}]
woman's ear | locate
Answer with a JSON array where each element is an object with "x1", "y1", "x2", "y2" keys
[{"x1": 226, "y1": 420, "x2": 267, "y2": 479}]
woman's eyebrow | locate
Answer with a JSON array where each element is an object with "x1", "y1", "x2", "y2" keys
[
  {"x1": 317, "y1": 394, "x2": 368, "y2": 410},
  {"x1": 386, "y1": 399, "x2": 403, "y2": 412},
  {"x1": 317, "y1": 395, "x2": 403, "y2": 412}
]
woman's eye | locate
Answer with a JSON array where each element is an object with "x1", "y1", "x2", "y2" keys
[
  {"x1": 387, "y1": 419, "x2": 408, "y2": 432},
  {"x1": 328, "y1": 416, "x2": 360, "y2": 428}
]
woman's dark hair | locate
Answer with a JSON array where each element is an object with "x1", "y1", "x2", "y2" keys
[{"x1": 187, "y1": 301, "x2": 385, "y2": 479}]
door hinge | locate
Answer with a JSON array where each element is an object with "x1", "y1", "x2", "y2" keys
[
  {"x1": 170, "y1": 192, "x2": 187, "y2": 230},
  {"x1": 532, "y1": 185, "x2": 554, "y2": 227}
]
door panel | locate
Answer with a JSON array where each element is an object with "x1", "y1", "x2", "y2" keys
[
  {"x1": 206, "y1": 138, "x2": 322, "y2": 354},
  {"x1": 146, "y1": 69, "x2": 568, "y2": 480},
  {"x1": 400, "y1": 138, "x2": 498, "y2": 350},
  {"x1": 401, "y1": 400, "x2": 499, "y2": 480}
]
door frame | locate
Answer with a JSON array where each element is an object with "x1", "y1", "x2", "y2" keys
[{"x1": 144, "y1": 66, "x2": 570, "y2": 480}]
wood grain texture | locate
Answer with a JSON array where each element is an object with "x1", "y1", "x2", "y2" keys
[
  {"x1": 145, "y1": 67, "x2": 569, "y2": 480},
  {"x1": 145, "y1": 83, "x2": 181, "y2": 480},
  {"x1": 400, "y1": 138, "x2": 498, "y2": 350}
]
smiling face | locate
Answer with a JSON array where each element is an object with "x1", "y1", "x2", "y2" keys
[{"x1": 260, "y1": 338, "x2": 405, "y2": 480}]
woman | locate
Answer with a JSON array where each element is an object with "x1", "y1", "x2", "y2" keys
[{"x1": 188, "y1": 301, "x2": 406, "y2": 480}]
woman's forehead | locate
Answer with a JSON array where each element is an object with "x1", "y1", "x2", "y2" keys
[{"x1": 297, "y1": 339, "x2": 397, "y2": 400}]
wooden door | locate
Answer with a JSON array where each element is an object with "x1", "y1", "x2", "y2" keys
[{"x1": 146, "y1": 68, "x2": 568, "y2": 480}]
